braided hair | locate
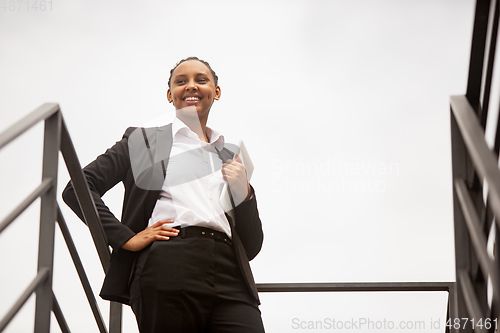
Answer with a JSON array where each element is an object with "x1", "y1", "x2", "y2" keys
[{"x1": 168, "y1": 57, "x2": 219, "y2": 88}]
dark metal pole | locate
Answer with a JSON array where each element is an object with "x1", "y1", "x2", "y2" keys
[
  {"x1": 52, "y1": 292, "x2": 71, "y2": 333},
  {"x1": 479, "y1": 0, "x2": 499, "y2": 127},
  {"x1": 448, "y1": 282, "x2": 459, "y2": 333},
  {"x1": 34, "y1": 110, "x2": 61, "y2": 332},
  {"x1": 450, "y1": 106, "x2": 473, "y2": 333},
  {"x1": 109, "y1": 302, "x2": 122, "y2": 333},
  {"x1": 60, "y1": 118, "x2": 111, "y2": 271},
  {"x1": 56, "y1": 207, "x2": 108, "y2": 333},
  {"x1": 466, "y1": 0, "x2": 491, "y2": 111}
]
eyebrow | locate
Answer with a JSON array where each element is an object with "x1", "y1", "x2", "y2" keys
[{"x1": 174, "y1": 73, "x2": 210, "y2": 78}]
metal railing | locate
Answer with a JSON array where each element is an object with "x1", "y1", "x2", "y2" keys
[
  {"x1": 0, "y1": 102, "x2": 457, "y2": 332},
  {"x1": 257, "y1": 283, "x2": 456, "y2": 333},
  {"x1": 450, "y1": 0, "x2": 500, "y2": 332},
  {"x1": 0, "y1": 103, "x2": 122, "y2": 333}
]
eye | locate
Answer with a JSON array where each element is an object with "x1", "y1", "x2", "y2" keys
[
  {"x1": 176, "y1": 79, "x2": 185, "y2": 84},
  {"x1": 197, "y1": 78, "x2": 208, "y2": 83}
]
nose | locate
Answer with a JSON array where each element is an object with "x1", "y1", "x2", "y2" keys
[{"x1": 186, "y1": 79, "x2": 198, "y2": 91}]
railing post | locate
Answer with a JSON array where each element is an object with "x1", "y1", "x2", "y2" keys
[
  {"x1": 448, "y1": 282, "x2": 459, "y2": 333},
  {"x1": 450, "y1": 106, "x2": 474, "y2": 333},
  {"x1": 109, "y1": 301, "x2": 122, "y2": 333},
  {"x1": 34, "y1": 109, "x2": 61, "y2": 332}
]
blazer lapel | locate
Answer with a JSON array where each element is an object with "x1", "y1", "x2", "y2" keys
[
  {"x1": 153, "y1": 123, "x2": 173, "y2": 176},
  {"x1": 142, "y1": 123, "x2": 173, "y2": 221}
]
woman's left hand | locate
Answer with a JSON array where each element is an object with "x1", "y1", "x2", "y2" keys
[{"x1": 222, "y1": 154, "x2": 251, "y2": 205}]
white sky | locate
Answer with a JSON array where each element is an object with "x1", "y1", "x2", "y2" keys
[{"x1": 0, "y1": 0, "x2": 476, "y2": 332}]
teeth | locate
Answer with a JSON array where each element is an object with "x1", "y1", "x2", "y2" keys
[{"x1": 185, "y1": 97, "x2": 200, "y2": 101}]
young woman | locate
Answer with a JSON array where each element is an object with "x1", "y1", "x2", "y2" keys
[{"x1": 63, "y1": 57, "x2": 265, "y2": 332}]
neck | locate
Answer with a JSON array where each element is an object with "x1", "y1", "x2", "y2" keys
[{"x1": 176, "y1": 111, "x2": 209, "y2": 142}]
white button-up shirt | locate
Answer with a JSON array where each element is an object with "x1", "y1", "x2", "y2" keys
[{"x1": 147, "y1": 117, "x2": 232, "y2": 237}]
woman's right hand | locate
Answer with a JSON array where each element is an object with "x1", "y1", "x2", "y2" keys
[{"x1": 121, "y1": 220, "x2": 179, "y2": 252}]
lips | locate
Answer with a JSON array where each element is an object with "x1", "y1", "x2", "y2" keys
[
  {"x1": 183, "y1": 95, "x2": 201, "y2": 105},
  {"x1": 183, "y1": 96, "x2": 201, "y2": 101}
]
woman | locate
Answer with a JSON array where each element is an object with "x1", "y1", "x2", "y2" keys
[{"x1": 63, "y1": 57, "x2": 265, "y2": 332}]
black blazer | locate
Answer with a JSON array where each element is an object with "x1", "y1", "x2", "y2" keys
[{"x1": 62, "y1": 124, "x2": 263, "y2": 305}]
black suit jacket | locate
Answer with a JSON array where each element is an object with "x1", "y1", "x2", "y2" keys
[{"x1": 62, "y1": 124, "x2": 263, "y2": 305}]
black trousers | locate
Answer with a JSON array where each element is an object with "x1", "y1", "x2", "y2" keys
[{"x1": 129, "y1": 230, "x2": 265, "y2": 333}]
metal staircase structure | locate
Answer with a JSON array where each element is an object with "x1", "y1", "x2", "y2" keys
[{"x1": 0, "y1": 104, "x2": 123, "y2": 332}]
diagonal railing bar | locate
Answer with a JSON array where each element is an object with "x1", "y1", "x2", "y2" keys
[
  {"x1": 480, "y1": 0, "x2": 500, "y2": 127},
  {"x1": 451, "y1": 95, "x2": 500, "y2": 227},
  {"x1": 60, "y1": 114, "x2": 123, "y2": 332},
  {"x1": 455, "y1": 179, "x2": 500, "y2": 304},
  {"x1": 0, "y1": 103, "x2": 59, "y2": 150},
  {"x1": 52, "y1": 292, "x2": 71, "y2": 333},
  {"x1": 0, "y1": 178, "x2": 52, "y2": 234},
  {"x1": 0, "y1": 268, "x2": 50, "y2": 331},
  {"x1": 467, "y1": 0, "x2": 492, "y2": 108},
  {"x1": 59, "y1": 118, "x2": 111, "y2": 271},
  {"x1": 458, "y1": 270, "x2": 488, "y2": 333},
  {"x1": 493, "y1": 92, "x2": 500, "y2": 153},
  {"x1": 56, "y1": 206, "x2": 108, "y2": 333}
]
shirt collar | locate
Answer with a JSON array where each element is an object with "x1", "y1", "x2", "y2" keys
[{"x1": 172, "y1": 116, "x2": 225, "y2": 150}]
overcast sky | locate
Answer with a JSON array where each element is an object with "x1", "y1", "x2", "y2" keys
[{"x1": 0, "y1": 0, "x2": 476, "y2": 332}]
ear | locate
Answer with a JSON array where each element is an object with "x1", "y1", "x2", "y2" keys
[
  {"x1": 214, "y1": 86, "x2": 221, "y2": 101},
  {"x1": 167, "y1": 89, "x2": 173, "y2": 103}
]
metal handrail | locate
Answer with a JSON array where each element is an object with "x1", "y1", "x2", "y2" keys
[
  {"x1": 256, "y1": 282, "x2": 456, "y2": 333},
  {"x1": 451, "y1": 95, "x2": 500, "y2": 223},
  {"x1": 450, "y1": 94, "x2": 500, "y2": 332},
  {"x1": 256, "y1": 281, "x2": 455, "y2": 293},
  {"x1": 0, "y1": 103, "x2": 121, "y2": 333},
  {"x1": 450, "y1": 95, "x2": 500, "y2": 333},
  {"x1": 0, "y1": 103, "x2": 59, "y2": 150}
]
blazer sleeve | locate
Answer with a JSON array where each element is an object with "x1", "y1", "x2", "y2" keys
[
  {"x1": 233, "y1": 185, "x2": 263, "y2": 261},
  {"x1": 62, "y1": 128, "x2": 137, "y2": 250}
]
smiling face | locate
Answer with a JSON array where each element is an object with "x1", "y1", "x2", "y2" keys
[{"x1": 167, "y1": 60, "x2": 221, "y2": 122}]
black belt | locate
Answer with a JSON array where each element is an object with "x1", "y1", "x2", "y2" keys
[{"x1": 174, "y1": 226, "x2": 232, "y2": 246}]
